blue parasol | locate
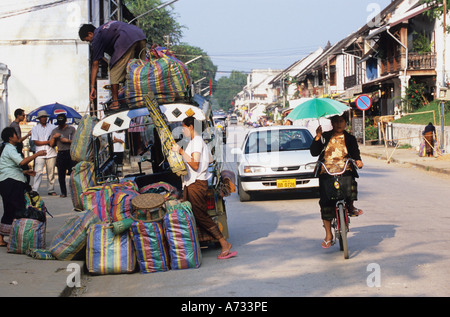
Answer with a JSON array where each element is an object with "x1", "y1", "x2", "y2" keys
[{"x1": 27, "y1": 102, "x2": 82, "y2": 125}]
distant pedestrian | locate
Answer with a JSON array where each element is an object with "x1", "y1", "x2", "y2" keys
[
  {"x1": 49, "y1": 114, "x2": 75, "y2": 197},
  {"x1": 10, "y1": 108, "x2": 31, "y2": 154},
  {"x1": 422, "y1": 122, "x2": 436, "y2": 157},
  {"x1": 112, "y1": 130, "x2": 125, "y2": 177},
  {"x1": 79, "y1": 21, "x2": 146, "y2": 110},
  {"x1": 30, "y1": 110, "x2": 57, "y2": 195}
]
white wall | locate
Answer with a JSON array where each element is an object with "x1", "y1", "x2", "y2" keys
[{"x1": 0, "y1": 0, "x2": 90, "y2": 121}]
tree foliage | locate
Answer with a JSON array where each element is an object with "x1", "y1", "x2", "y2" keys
[
  {"x1": 123, "y1": 0, "x2": 184, "y2": 46},
  {"x1": 420, "y1": 0, "x2": 450, "y2": 32},
  {"x1": 171, "y1": 44, "x2": 217, "y2": 92},
  {"x1": 214, "y1": 71, "x2": 248, "y2": 111}
]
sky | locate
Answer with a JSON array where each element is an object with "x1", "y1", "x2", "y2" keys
[{"x1": 171, "y1": 0, "x2": 392, "y2": 78}]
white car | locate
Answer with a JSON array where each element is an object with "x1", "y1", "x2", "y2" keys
[{"x1": 233, "y1": 126, "x2": 319, "y2": 201}]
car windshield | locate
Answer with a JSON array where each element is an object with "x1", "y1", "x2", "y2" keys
[{"x1": 244, "y1": 128, "x2": 313, "y2": 154}]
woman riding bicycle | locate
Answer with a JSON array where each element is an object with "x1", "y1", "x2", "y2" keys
[{"x1": 310, "y1": 114, "x2": 364, "y2": 249}]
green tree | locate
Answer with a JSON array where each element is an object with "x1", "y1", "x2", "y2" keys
[
  {"x1": 214, "y1": 71, "x2": 248, "y2": 111},
  {"x1": 123, "y1": 0, "x2": 184, "y2": 46},
  {"x1": 171, "y1": 44, "x2": 217, "y2": 93},
  {"x1": 420, "y1": 0, "x2": 450, "y2": 32}
]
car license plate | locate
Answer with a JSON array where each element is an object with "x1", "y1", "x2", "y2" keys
[{"x1": 277, "y1": 179, "x2": 296, "y2": 188}]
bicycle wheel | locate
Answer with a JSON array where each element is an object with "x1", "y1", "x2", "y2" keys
[{"x1": 337, "y1": 203, "x2": 349, "y2": 259}]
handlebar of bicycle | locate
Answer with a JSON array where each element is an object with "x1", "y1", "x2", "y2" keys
[{"x1": 315, "y1": 158, "x2": 359, "y2": 176}]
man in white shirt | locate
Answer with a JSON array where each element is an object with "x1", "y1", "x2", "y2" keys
[
  {"x1": 172, "y1": 116, "x2": 236, "y2": 260},
  {"x1": 30, "y1": 110, "x2": 58, "y2": 195}
]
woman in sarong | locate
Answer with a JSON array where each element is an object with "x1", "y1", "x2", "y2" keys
[
  {"x1": 422, "y1": 123, "x2": 436, "y2": 157},
  {"x1": 172, "y1": 117, "x2": 237, "y2": 259}
]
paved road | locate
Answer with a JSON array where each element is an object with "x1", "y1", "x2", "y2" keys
[{"x1": 75, "y1": 126, "x2": 450, "y2": 297}]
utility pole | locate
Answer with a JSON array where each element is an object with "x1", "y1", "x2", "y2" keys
[{"x1": 441, "y1": 0, "x2": 447, "y2": 152}]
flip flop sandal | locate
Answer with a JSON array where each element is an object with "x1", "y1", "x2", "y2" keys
[
  {"x1": 217, "y1": 250, "x2": 237, "y2": 260},
  {"x1": 322, "y1": 240, "x2": 335, "y2": 249},
  {"x1": 350, "y1": 208, "x2": 363, "y2": 217}
]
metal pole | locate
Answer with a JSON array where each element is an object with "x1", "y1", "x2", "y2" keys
[{"x1": 441, "y1": 0, "x2": 447, "y2": 152}]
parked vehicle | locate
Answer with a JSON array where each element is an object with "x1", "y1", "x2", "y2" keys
[
  {"x1": 213, "y1": 113, "x2": 227, "y2": 144},
  {"x1": 91, "y1": 95, "x2": 229, "y2": 244},
  {"x1": 232, "y1": 126, "x2": 318, "y2": 202},
  {"x1": 229, "y1": 115, "x2": 238, "y2": 125}
]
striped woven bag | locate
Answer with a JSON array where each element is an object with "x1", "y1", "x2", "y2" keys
[
  {"x1": 86, "y1": 223, "x2": 136, "y2": 275},
  {"x1": 7, "y1": 218, "x2": 46, "y2": 254},
  {"x1": 129, "y1": 220, "x2": 170, "y2": 273},
  {"x1": 163, "y1": 200, "x2": 202, "y2": 270}
]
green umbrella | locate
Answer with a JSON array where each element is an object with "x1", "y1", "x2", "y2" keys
[{"x1": 286, "y1": 98, "x2": 350, "y2": 121}]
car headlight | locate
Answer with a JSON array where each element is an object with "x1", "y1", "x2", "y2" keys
[
  {"x1": 304, "y1": 162, "x2": 317, "y2": 171},
  {"x1": 243, "y1": 166, "x2": 266, "y2": 173}
]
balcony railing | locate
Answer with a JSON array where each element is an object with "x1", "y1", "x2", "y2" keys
[
  {"x1": 381, "y1": 52, "x2": 437, "y2": 75},
  {"x1": 408, "y1": 52, "x2": 436, "y2": 70}
]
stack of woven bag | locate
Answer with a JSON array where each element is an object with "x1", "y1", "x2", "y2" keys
[{"x1": 21, "y1": 180, "x2": 203, "y2": 277}]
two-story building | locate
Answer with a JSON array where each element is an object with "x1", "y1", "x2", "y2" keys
[
  {"x1": 233, "y1": 69, "x2": 282, "y2": 122},
  {"x1": 287, "y1": 0, "x2": 448, "y2": 117},
  {"x1": 0, "y1": 0, "x2": 136, "y2": 131}
]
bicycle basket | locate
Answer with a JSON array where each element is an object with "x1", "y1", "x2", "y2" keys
[{"x1": 322, "y1": 176, "x2": 353, "y2": 201}]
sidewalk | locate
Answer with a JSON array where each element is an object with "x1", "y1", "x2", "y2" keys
[
  {"x1": 359, "y1": 144, "x2": 450, "y2": 175},
  {"x1": 1, "y1": 146, "x2": 450, "y2": 297}
]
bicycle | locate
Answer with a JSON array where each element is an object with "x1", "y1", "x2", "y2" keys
[{"x1": 318, "y1": 158, "x2": 358, "y2": 259}]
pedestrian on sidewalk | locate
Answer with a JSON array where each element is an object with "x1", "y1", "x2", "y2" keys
[
  {"x1": 422, "y1": 122, "x2": 436, "y2": 157},
  {"x1": 49, "y1": 114, "x2": 75, "y2": 198},
  {"x1": 78, "y1": 21, "x2": 146, "y2": 110},
  {"x1": 310, "y1": 114, "x2": 364, "y2": 249},
  {"x1": 171, "y1": 116, "x2": 237, "y2": 259},
  {"x1": 0, "y1": 127, "x2": 46, "y2": 246},
  {"x1": 10, "y1": 108, "x2": 31, "y2": 155},
  {"x1": 30, "y1": 110, "x2": 57, "y2": 196}
]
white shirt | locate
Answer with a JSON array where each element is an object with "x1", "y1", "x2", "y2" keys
[
  {"x1": 182, "y1": 135, "x2": 211, "y2": 187},
  {"x1": 113, "y1": 131, "x2": 125, "y2": 153},
  {"x1": 31, "y1": 122, "x2": 57, "y2": 158}
]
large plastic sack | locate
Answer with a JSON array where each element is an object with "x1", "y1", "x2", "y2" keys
[
  {"x1": 7, "y1": 218, "x2": 46, "y2": 254},
  {"x1": 143, "y1": 93, "x2": 187, "y2": 177},
  {"x1": 110, "y1": 188, "x2": 140, "y2": 222},
  {"x1": 48, "y1": 211, "x2": 101, "y2": 260},
  {"x1": 125, "y1": 46, "x2": 191, "y2": 105},
  {"x1": 139, "y1": 181, "x2": 179, "y2": 201},
  {"x1": 81, "y1": 181, "x2": 139, "y2": 222},
  {"x1": 70, "y1": 114, "x2": 97, "y2": 162},
  {"x1": 69, "y1": 161, "x2": 97, "y2": 210},
  {"x1": 129, "y1": 220, "x2": 170, "y2": 273},
  {"x1": 86, "y1": 223, "x2": 136, "y2": 274},
  {"x1": 164, "y1": 200, "x2": 202, "y2": 270}
]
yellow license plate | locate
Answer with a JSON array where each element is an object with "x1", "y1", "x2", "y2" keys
[{"x1": 277, "y1": 179, "x2": 296, "y2": 188}]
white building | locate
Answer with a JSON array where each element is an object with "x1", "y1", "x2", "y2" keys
[{"x1": 0, "y1": 0, "x2": 130, "y2": 131}]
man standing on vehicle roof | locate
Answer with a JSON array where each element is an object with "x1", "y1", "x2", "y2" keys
[{"x1": 79, "y1": 21, "x2": 147, "y2": 110}]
